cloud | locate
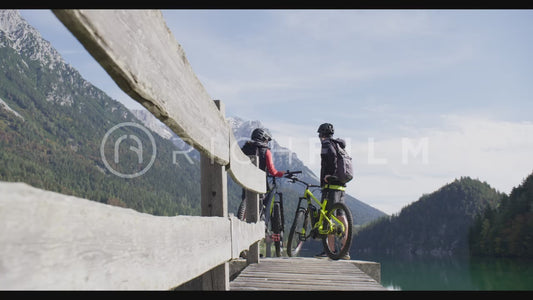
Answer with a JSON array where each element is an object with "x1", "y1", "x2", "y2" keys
[
  {"x1": 161, "y1": 10, "x2": 479, "y2": 120},
  {"x1": 355, "y1": 115, "x2": 533, "y2": 214},
  {"x1": 268, "y1": 114, "x2": 533, "y2": 215},
  {"x1": 426, "y1": 115, "x2": 533, "y2": 187}
]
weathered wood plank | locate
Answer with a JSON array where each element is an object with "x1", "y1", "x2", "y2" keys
[
  {"x1": 0, "y1": 182, "x2": 263, "y2": 290},
  {"x1": 53, "y1": 9, "x2": 266, "y2": 195},
  {"x1": 245, "y1": 155, "x2": 261, "y2": 263},
  {"x1": 230, "y1": 216, "x2": 265, "y2": 259},
  {"x1": 201, "y1": 153, "x2": 228, "y2": 217},
  {"x1": 199, "y1": 99, "x2": 230, "y2": 290},
  {"x1": 52, "y1": 9, "x2": 229, "y2": 165},
  {"x1": 201, "y1": 100, "x2": 228, "y2": 219},
  {"x1": 230, "y1": 258, "x2": 386, "y2": 291},
  {"x1": 228, "y1": 134, "x2": 267, "y2": 194}
]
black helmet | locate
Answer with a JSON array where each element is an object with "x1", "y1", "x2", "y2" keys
[
  {"x1": 317, "y1": 123, "x2": 334, "y2": 137},
  {"x1": 251, "y1": 128, "x2": 272, "y2": 142}
]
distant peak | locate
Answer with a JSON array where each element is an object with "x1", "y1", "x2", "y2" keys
[{"x1": 0, "y1": 9, "x2": 65, "y2": 67}]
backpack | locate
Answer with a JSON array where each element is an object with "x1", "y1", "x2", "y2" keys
[
  {"x1": 241, "y1": 140, "x2": 268, "y2": 172},
  {"x1": 331, "y1": 138, "x2": 354, "y2": 184}
]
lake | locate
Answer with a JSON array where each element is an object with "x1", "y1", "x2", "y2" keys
[
  {"x1": 283, "y1": 239, "x2": 532, "y2": 290},
  {"x1": 355, "y1": 253, "x2": 533, "y2": 291}
]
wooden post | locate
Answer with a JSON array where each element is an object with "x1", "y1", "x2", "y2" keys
[
  {"x1": 245, "y1": 155, "x2": 261, "y2": 264},
  {"x1": 201, "y1": 99, "x2": 227, "y2": 217},
  {"x1": 200, "y1": 100, "x2": 229, "y2": 290}
]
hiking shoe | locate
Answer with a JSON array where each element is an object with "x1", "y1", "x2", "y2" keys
[{"x1": 314, "y1": 251, "x2": 328, "y2": 258}]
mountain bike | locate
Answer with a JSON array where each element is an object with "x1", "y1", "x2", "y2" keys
[
  {"x1": 237, "y1": 172, "x2": 297, "y2": 257},
  {"x1": 285, "y1": 172, "x2": 354, "y2": 260}
]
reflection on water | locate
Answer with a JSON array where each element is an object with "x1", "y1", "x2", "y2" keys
[
  {"x1": 469, "y1": 257, "x2": 533, "y2": 290},
  {"x1": 285, "y1": 238, "x2": 533, "y2": 290},
  {"x1": 355, "y1": 253, "x2": 533, "y2": 290}
]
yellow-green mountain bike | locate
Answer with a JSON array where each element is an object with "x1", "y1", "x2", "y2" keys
[{"x1": 285, "y1": 171, "x2": 354, "y2": 260}]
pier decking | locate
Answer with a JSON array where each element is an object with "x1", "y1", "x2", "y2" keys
[{"x1": 230, "y1": 257, "x2": 387, "y2": 291}]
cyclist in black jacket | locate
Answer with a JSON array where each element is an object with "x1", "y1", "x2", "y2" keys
[
  {"x1": 240, "y1": 128, "x2": 285, "y2": 213},
  {"x1": 315, "y1": 123, "x2": 350, "y2": 260}
]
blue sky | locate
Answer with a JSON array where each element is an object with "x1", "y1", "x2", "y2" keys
[{"x1": 19, "y1": 9, "x2": 533, "y2": 215}]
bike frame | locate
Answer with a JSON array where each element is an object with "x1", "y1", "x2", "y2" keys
[
  {"x1": 285, "y1": 171, "x2": 353, "y2": 260},
  {"x1": 298, "y1": 184, "x2": 346, "y2": 237}
]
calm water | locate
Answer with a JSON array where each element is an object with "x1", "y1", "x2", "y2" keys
[
  {"x1": 284, "y1": 239, "x2": 533, "y2": 290},
  {"x1": 356, "y1": 253, "x2": 533, "y2": 291}
]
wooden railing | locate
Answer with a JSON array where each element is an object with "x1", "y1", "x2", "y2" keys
[{"x1": 0, "y1": 9, "x2": 266, "y2": 290}]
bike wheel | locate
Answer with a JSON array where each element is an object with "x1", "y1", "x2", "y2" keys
[
  {"x1": 322, "y1": 202, "x2": 353, "y2": 260},
  {"x1": 287, "y1": 208, "x2": 310, "y2": 257},
  {"x1": 271, "y1": 202, "x2": 283, "y2": 257}
]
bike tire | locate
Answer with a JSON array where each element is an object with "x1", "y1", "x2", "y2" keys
[
  {"x1": 271, "y1": 202, "x2": 283, "y2": 257},
  {"x1": 287, "y1": 208, "x2": 310, "y2": 257},
  {"x1": 322, "y1": 202, "x2": 353, "y2": 260}
]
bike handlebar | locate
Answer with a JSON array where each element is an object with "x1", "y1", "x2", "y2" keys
[
  {"x1": 283, "y1": 170, "x2": 321, "y2": 188},
  {"x1": 267, "y1": 170, "x2": 320, "y2": 189},
  {"x1": 284, "y1": 170, "x2": 302, "y2": 177},
  {"x1": 267, "y1": 170, "x2": 301, "y2": 179}
]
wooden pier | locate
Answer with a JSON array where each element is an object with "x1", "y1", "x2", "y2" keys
[
  {"x1": 0, "y1": 10, "x2": 387, "y2": 290},
  {"x1": 230, "y1": 257, "x2": 387, "y2": 291}
]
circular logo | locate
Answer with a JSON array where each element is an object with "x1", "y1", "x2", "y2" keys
[{"x1": 100, "y1": 122, "x2": 157, "y2": 178}]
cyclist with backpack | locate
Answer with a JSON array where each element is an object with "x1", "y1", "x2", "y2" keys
[
  {"x1": 237, "y1": 128, "x2": 286, "y2": 258},
  {"x1": 239, "y1": 128, "x2": 285, "y2": 217},
  {"x1": 241, "y1": 128, "x2": 285, "y2": 181},
  {"x1": 315, "y1": 123, "x2": 353, "y2": 259}
]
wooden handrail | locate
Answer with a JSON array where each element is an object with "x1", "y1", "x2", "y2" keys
[
  {"x1": 0, "y1": 9, "x2": 268, "y2": 290},
  {"x1": 52, "y1": 9, "x2": 266, "y2": 194},
  {"x1": 0, "y1": 182, "x2": 264, "y2": 290}
]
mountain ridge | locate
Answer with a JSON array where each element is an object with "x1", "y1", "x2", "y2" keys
[
  {"x1": 1, "y1": 9, "x2": 202, "y2": 216},
  {"x1": 0, "y1": 10, "x2": 64, "y2": 68}
]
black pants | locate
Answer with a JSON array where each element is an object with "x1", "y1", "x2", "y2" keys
[{"x1": 321, "y1": 188, "x2": 346, "y2": 216}]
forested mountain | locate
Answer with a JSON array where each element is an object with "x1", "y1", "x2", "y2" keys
[
  {"x1": 0, "y1": 10, "x2": 201, "y2": 216},
  {"x1": 469, "y1": 171, "x2": 533, "y2": 258},
  {"x1": 0, "y1": 10, "x2": 386, "y2": 227},
  {"x1": 354, "y1": 177, "x2": 503, "y2": 257}
]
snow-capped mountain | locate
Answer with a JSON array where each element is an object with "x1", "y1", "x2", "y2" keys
[
  {"x1": 130, "y1": 108, "x2": 175, "y2": 140},
  {"x1": 0, "y1": 10, "x2": 64, "y2": 68},
  {"x1": 0, "y1": 10, "x2": 127, "y2": 111},
  {"x1": 130, "y1": 108, "x2": 318, "y2": 181},
  {"x1": 0, "y1": 9, "x2": 201, "y2": 216}
]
